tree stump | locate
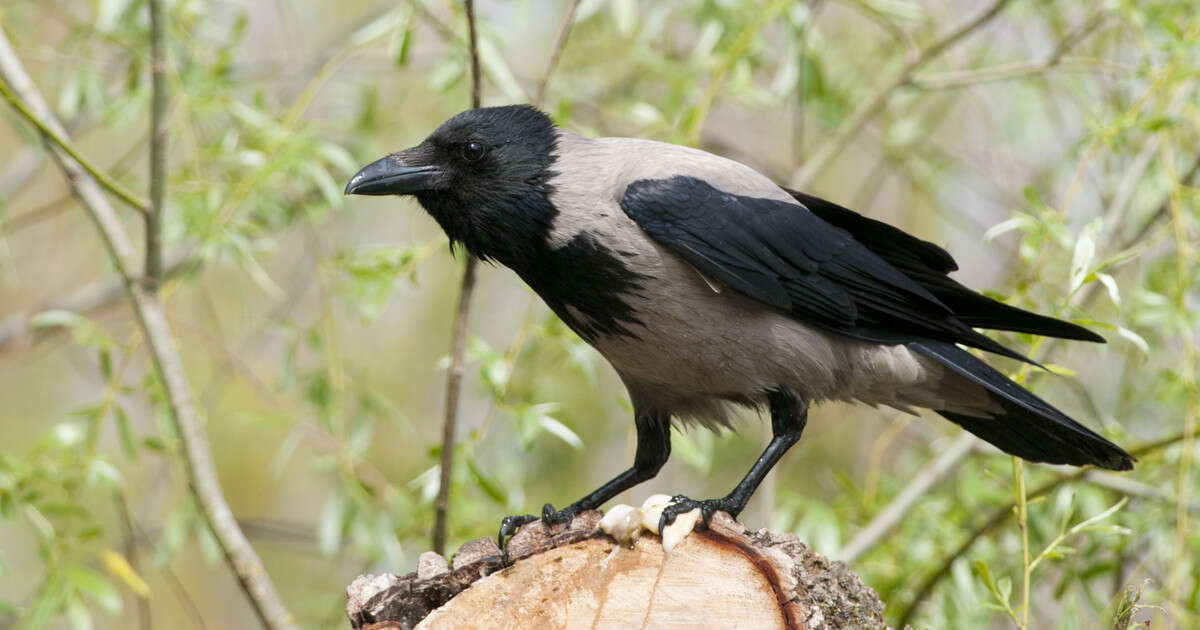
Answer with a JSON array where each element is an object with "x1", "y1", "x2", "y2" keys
[{"x1": 346, "y1": 511, "x2": 891, "y2": 630}]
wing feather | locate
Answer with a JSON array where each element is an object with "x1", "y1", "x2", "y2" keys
[{"x1": 621, "y1": 176, "x2": 1031, "y2": 359}]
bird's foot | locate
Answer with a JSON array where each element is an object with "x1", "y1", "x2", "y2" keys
[
  {"x1": 657, "y1": 494, "x2": 739, "y2": 535},
  {"x1": 497, "y1": 502, "x2": 580, "y2": 551}
]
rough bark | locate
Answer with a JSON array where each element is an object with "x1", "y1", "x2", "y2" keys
[{"x1": 346, "y1": 511, "x2": 893, "y2": 630}]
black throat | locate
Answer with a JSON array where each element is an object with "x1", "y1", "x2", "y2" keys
[{"x1": 413, "y1": 122, "x2": 645, "y2": 341}]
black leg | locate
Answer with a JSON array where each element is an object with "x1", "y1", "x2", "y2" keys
[
  {"x1": 659, "y1": 389, "x2": 807, "y2": 531},
  {"x1": 498, "y1": 409, "x2": 671, "y2": 548}
]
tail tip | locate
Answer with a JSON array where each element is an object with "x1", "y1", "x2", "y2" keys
[{"x1": 1094, "y1": 449, "x2": 1136, "y2": 471}]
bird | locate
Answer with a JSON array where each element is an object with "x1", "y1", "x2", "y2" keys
[{"x1": 345, "y1": 104, "x2": 1134, "y2": 542}]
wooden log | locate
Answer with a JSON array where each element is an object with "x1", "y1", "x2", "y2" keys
[{"x1": 346, "y1": 511, "x2": 893, "y2": 630}]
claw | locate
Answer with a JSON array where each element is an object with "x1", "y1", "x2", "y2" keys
[
  {"x1": 657, "y1": 495, "x2": 735, "y2": 535},
  {"x1": 497, "y1": 514, "x2": 538, "y2": 551},
  {"x1": 497, "y1": 503, "x2": 580, "y2": 553}
]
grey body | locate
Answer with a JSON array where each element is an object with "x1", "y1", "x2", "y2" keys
[{"x1": 547, "y1": 130, "x2": 989, "y2": 427}]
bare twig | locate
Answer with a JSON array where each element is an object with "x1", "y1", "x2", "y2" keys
[
  {"x1": 897, "y1": 432, "x2": 1190, "y2": 628},
  {"x1": 146, "y1": 0, "x2": 167, "y2": 289},
  {"x1": 0, "y1": 24, "x2": 297, "y2": 630},
  {"x1": 409, "y1": 0, "x2": 462, "y2": 45},
  {"x1": 0, "y1": 250, "x2": 192, "y2": 351},
  {"x1": 911, "y1": 57, "x2": 1124, "y2": 90},
  {"x1": 464, "y1": 0, "x2": 482, "y2": 109},
  {"x1": 432, "y1": 0, "x2": 484, "y2": 557},
  {"x1": 124, "y1": 502, "x2": 211, "y2": 630},
  {"x1": 0, "y1": 145, "x2": 45, "y2": 199},
  {"x1": 534, "y1": 0, "x2": 582, "y2": 107},
  {"x1": 299, "y1": 422, "x2": 398, "y2": 501},
  {"x1": 2, "y1": 128, "x2": 149, "y2": 235},
  {"x1": 114, "y1": 492, "x2": 151, "y2": 630},
  {"x1": 791, "y1": 0, "x2": 826, "y2": 167},
  {"x1": 837, "y1": 433, "x2": 976, "y2": 564},
  {"x1": 792, "y1": 0, "x2": 1014, "y2": 188},
  {"x1": 1084, "y1": 470, "x2": 1200, "y2": 512},
  {"x1": 911, "y1": 12, "x2": 1113, "y2": 90},
  {"x1": 0, "y1": 81, "x2": 148, "y2": 215}
]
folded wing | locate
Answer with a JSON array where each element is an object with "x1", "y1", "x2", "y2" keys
[
  {"x1": 787, "y1": 189, "x2": 1104, "y2": 343},
  {"x1": 621, "y1": 176, "x2": 1038, "y2": 362}
]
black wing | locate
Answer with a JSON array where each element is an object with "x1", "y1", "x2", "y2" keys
[
  {"x1": 621, "y1": 176, "x2": 1035, "y2": 362},
  {"x1": 787, "y1": 189, "x2": 1104, "y2": 343}
]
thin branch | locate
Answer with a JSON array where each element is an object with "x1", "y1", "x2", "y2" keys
[
  {"x1": 0, "y1": 144, "x2": 45, "y2": 199},
  {"x1": 0, "y1": 80, "x2": 148, "y2": 215},
  {"x1": 911, "y1": 57, "x2": 1125, "y2": 90},
  {"x1": 115, "y1": 492, "x2": 151, "y2": 630},
  {"x1": 0, "y1": 24, "x2": 297, "y2": 630},
  {"x1": 126, "y1": 503, "x2": 212, "y2": 630},
  {"x1": 534, "y1": 0, "x2": 582, "y2": 107},
  {"x1": 432, "y1": 0, "x2": 484, "y2": 557},
  {"x1": 146, "y1": 0, "x2": 167, "y2": 289},
  {"x1": 2, "y1": 127, "x2": 149, "y2": 234},
  {"x1": 464, "y1": 0, "x2": 482, "y2": 110},
  {"x1": 911, "y1": 12, "x2": 1114, "y2": 90},
  {"x1": 0, "y1": 250, "x2": 192, "y2": 351},
  {"x1": 792, "y1": 0, "x2": 1014, "y2": 188},
  {"x1": 409, "y1": 0, "x2": 462, "y2": 45},
  {"x1": 837, "y1": 433, "x2": 976, "y2": 564},
  {"x1": 299, "y1": 422, "x2": 398, "y2": 501},
  {"x1": 896, "y1": 432, "x2": 1190, "y2": 628},
  {"x1": 1084, "y1": 470, "x2": 1200, "y2": 512}
]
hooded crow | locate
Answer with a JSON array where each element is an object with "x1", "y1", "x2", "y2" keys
[{"x1": 346, "y1": 105, "x2": 1134, "y2": 540}]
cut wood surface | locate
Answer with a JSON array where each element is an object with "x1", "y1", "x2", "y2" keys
[{"x1": 346, "y1": 511, "x2": 894, "y2": 630}]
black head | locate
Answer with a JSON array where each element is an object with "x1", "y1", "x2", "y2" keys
[{"x1": 346, "y1": 105, "x2": 559, "y2": 261}]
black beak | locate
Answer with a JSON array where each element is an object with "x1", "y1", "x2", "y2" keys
[{"x1": 345, "y1": 154, "x2": 442, "y2": 196}]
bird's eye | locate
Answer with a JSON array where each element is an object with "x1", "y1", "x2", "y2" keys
[{"x1": 462, "y1": 141, "x2": 486, "y2": 162}]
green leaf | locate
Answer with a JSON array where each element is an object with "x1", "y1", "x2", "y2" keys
[
  {"x1": 671, "y1": 428, "x2": 714, "y2": 475},
  {"x1": 429, "y1": 54, "x2": 465, "y2": 92},
  {"x1": 196, "y1": 520, "x2": 222, "y2": 565},
  {"x1": 467, "y1": 457, "x2": 508, "y2": 505},
  {"x1": 1096, "y1": 272, "x2": 1120, "y2": 307},
  {"x1": 85, "y1": 459, "x2": 123, "y2": 490},
  {"x1": 478, "y1": 37, "x2": 526, "y2": 102},
  {"x1": 154, "y1": 506, "x2": 191, "y2": 566},
  {"x1": 23, "y1": 504, "x2": 55, "y2": 539},
  {"x1": 302, "y1": 162, "x2": 343, "y2": 209},
  {"x1": 539, "y1": 416, "x2": 583, "y2": 450},
  {"x1": 31, "y1": 309, "x2": 87, "y2": 331},
  {"x1": 65, "y1": 566, "x2": 122, "y2": 614},
  {"x1": 50, "y1": 422, "x2": 85, "y2": 449},
  {"x1": 611, "y1": 0, "x2": 638, "y2": 37},
  {"x1": 95, "y1": 0, "x2": 133, "y2": 33},
  {"x1": 1043, "y1": 363, "x2": 1077, "y2": 378},
  {"x1": 100, "y1": 549, "x2": 150, "y2": 599},
  {"x1": 985, "y1": 215, "x2": 1034, "y2": 242},
  {"x1": 1069, "y1": 220, "x2": 1101, "y2": 292},
  {"x1": 1117, "y1": 326, "x2": 1149, "y2": 354},
  {"x1": 66, "y1": 598, "x2": 93, "y2": 630},
  {"x1": 334, "y1": 246, "x2": 417, "y2": 322},
  {"x1": 114, "y1": 406, "x2": 138, "y2": 460},
  {"x1": 390, "y1": 14, "x2": 415, "y2": 67},
  {"x1": 318, "y1": 494, "x2": 345, "y2": 556}
]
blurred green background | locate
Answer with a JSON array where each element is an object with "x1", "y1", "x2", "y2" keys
[{"x1": 0, "y1": 0, "x2": 1197, "y2": 627}]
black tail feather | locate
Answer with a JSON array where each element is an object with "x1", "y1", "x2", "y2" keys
[{"x1": 910, "y1": 340, "x2": 1134, "y2": 471}]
